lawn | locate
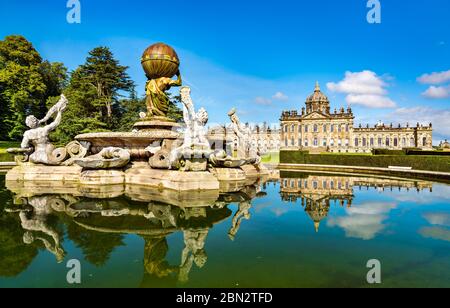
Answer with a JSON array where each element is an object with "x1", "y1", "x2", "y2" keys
[
  {"x1": 0, "y1": 141, "x2": 19, "y2": 162},
  {"x1": 261, "y1": 152, "x2": 280, "y2": 164}
]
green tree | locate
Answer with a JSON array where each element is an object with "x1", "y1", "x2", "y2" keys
[{"x1": 0, "y1": 35, "x2": 67, "y2": 140}]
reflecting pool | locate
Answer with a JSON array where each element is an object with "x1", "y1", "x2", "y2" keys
[{"x1": 0, "y1": 172, "x2": 449, "y2": 288}]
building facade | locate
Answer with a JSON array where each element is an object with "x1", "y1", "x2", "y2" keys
[{"x1": 280, "y1": 82, "x2": 433, "y2": 153}]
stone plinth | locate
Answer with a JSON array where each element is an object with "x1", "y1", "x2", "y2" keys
[
  {"x1": 6, "y1": 164, "x2": 82, "y2": 183},
  {"x1": 209, "y1": 167, "x2": 246, "y2": 181},
  {"x1": 125, "y1": 162, "x2": 219, "y2": 191},
  {"x1": 241, "y1": 164, "x2": 270, "y2": 178},
  {"x1": 80, "y1": 170, "x2": 125, "y2": 186}
]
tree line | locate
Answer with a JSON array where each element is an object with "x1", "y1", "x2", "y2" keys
[{"x1": 0, "y1": 35, "x2": 182, "y2": 145}]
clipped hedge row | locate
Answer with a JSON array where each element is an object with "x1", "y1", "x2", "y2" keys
[{"x1": 280, "y1": 151, "x2": 450, "y2": 172}]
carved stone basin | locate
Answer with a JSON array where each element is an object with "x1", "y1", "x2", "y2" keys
[{"x1": 75, "y1": 131, "x2": 180, "y2": 160}]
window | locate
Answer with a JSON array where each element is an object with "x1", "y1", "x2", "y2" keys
[
  {"x1": 423, "y1": 137, "x2": 427, "y2": 147},
  {"x1": 330, "y1": 139, "x2": 335, "y2": 146},
  {"x1": 363, "y1": 138, "x2": 367, "y2": 147},
  {"x1": 299, "y1": 138, "x2": 302, "y2": 146},
  {"x1": 338, "y1": 139, "x2": 342, "y2": 146},
  {"x1": 313, "y1": 181, "x2": 318, "y2": 189},
  {"x1": 313, "y1": 124, "x2": 318, "y2": 132},
  {"x1": 323, "y1": 124, "x2": 327, "y2": 133},
  {"x1": 305, "y1": 125, "x2": 309, "y2": 132},
  {"x1": 284, "y1": 125, "x2": 288, "y2": 133},
  {"x1": 394, "y1": 138, "x2": 398, "y2": 147},
  {"x1": 386, "y1": 138, "x2": 390, "y2": 147},
  {"x1": 299, "y1": 125, "x2": 302, "y2": 133},
  {"x1": 291, "y1": 124, "x2": 295, "y2": 132},
  {"x1": 355, "y1": 138, "x2": 359, "y2": 147},
  {"x1": 410, "y1": 138, "x2": 415, "y2": 147},
  {"x1": 346, "y1": 124, "x2": 349, "y2": 132},
  {"x1": 345, "y1": 139, "x2": 349, "y2": 146},
  {"x1": 291, "y1": 137, "x2": 295, "y2": 146},
  {"x1": 313, "y1": 138, "x2": 318, "y2": 146},
  {"x1": 290, "y1": 180, "x2": 295, "y2": 188},
  {"x1": 305, "y1": 140, "x2": 309, "y2": 147},
  {"x1": 322, "y1": 139, "x2": 327, "y2": 146},
  {"x1": 304, "y1": 180, "x2": 308, "y2": 189},
  {"x1": 323, "y1": 181, "x2": 327, "y2": 189},
  {"x1": 338, "y1": 125, "x2": 342, "y2": 133},
  {"x1": 378, "y1": 138, "x2": 382, "y2": 146},
  {"x1": 370, "y1": 138, "x2": 374, "y2": 146},
  {"x1": 402, "y1": 138, "x2": 406, "y2": 147},
  {"x1": 330, "y1": 124, "x2": 334, "y2": 132},
  {"x1": 330, "y1": 181, "x2": 334, "y2": 189},
  {"x1": 285, "y1": 138, "x2": 288, "y2": 147}
]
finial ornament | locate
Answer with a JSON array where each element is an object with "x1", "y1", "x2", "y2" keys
[{"x1": 315, "y1": 81, "x2": 320, "y2": 92}]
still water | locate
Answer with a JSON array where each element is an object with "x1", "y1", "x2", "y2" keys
[{"x1": 0, "y1": 172, "x2": 449, "y2": 288}]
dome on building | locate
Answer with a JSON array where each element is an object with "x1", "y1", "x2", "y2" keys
[{"x1": 306, "y1": 82, "x2": 329, "y2": 103}]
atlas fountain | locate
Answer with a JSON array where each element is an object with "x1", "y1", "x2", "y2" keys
[{"x1": 6, "y1": 43, "x2": 269, "y2": 202}]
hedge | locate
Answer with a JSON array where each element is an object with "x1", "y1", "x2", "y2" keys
[{"x1": 280, "y1": 151, "x2": 450, "y2": 172}]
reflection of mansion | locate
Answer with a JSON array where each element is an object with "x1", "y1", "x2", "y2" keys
[
  {"x1": 280, "y1": 174, "x2": 433, "y2": 232},
  {"x1": 281, "y1": 82, "x2": 433, "y2": 153}
]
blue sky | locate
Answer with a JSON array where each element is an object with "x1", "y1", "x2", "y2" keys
[{"x1": 1, "y1": 0, "x2": 449, "y2": 141}]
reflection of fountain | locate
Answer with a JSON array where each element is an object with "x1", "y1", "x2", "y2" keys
[
  {"x1": 4, "y1": 177, "x2": 266, "y2": 284},
  {"x1": 6, "y1": 42, "x2": 268, "y2": 195}
]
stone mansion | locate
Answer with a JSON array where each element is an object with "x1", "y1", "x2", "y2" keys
[{"x1": 280, "y1": 82, "x2": 433, "y2": 153}]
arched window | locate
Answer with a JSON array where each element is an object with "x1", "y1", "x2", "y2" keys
[
  {"x1": 378, "y1": 137, "x2": 382, "y2": 147},
  {"x1": 394, "y1": 138, "x2": 398, "y2": 147},
  {"x1": 410, "y1": 138, "x2": 415, "y2": 147},
  {"x1": 386, "y1": 138, "x2": 390, "y2": 147},
  {"x1": 362, "y1": 138, "x2": 367, "y2": 147},
  {"x1": 423, "y1": 137, "x2": 427, "y2": 147}
]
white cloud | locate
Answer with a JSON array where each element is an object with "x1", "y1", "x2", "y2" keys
[
  {"x1": 272, "y1": 92, "x2": 289, "y2": 101},
  {"x1": 346, "y1": 94, "x2": 396, "y2": 108},
  {"x1": 327, "y1": 70, "x2": 396, "y2": 108},
  {"x1": 327, "y1": 202, "x2": 397, "y2": 240},
  {"x1": 417, "y1": 70, "x2": 450, "y2": 85},
  {"x1": 254, "y1": 96, "x2": 272, "y2": 106},
  {"x1": 423, "y1": 212, "x2": 450, "y2": 227},
  {"x1": 422, "y1": 85, "x2": 450, "y2": 99}
]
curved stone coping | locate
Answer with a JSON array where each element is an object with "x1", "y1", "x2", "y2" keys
[
  {"x1": 75, "y1": 131, "x2": 180, "y2": 145},
  {"x1": 278, "y1": 163, "x2": 450, "y2": 182}
]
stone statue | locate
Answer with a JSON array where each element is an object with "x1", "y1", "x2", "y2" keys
[
  {"x1": 228, "y1": 200, "x2": 252, "y2": 241},
  {"x1": 228, "y1": 108, "x2": 261, "y2": 165},
  {"x1": 168, "y1": 86, "x2": 212, "y2": 171},
  {"x1": 15, "y1": 94, "x2": 68, "y2": 165},
  {"x1": 74, "y1": 147, "x2": 131, "y2": 169},
  {"x1": 145, "y1": 70, "x2": 182, "y2": 119}
]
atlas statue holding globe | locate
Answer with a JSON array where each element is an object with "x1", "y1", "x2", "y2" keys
[{"x1": 141, "y1": 43, "x2": 183, "y2": 120}]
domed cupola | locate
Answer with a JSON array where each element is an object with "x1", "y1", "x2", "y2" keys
[{"x1": 305, "y1": 82, "x2": 330, "y2": 115}]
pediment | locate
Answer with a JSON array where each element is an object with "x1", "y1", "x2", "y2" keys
[{"x1": 302, "y1": 112, "x2": 329, "y2": 120}]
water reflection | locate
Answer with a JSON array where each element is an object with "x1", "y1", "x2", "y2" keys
[
  {"x1": 280, "y1": 172, "x2": 434, "y2": 236},
  {"x1": 1, "y1": 172, "x2": 449, "y2": 287}
]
